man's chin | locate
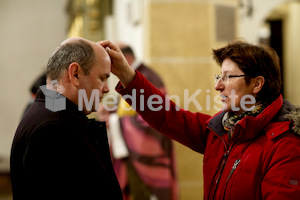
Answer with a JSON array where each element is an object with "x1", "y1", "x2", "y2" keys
[
  {"x1": 83, "y1": 111, "x2": 92, "y2": 115},
  {"x1": 82, "y1": 108, "x2": 95, "y2": 115}
]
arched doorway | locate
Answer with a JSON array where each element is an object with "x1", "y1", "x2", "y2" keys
[{"x1": 259, "y1": 1, "x2": 300, "y2": 104}]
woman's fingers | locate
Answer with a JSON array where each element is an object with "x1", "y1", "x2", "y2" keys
[{"x1": 98, "y1": 40, "x2": 119, "y2": 52}]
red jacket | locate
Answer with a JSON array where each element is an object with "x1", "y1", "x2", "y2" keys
[{"x1": 116, "y1": 71, "x2": 300, "y2": 200}]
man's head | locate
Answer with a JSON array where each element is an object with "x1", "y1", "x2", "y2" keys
[
  {"x1": 213, "y1": 40, "x2": 282, "y2": 106},
  {"x1": 46, "y1": 37, "x2": 111, "y2": 115},
  {"x1": 46, "y1": 38, "x2": 96, "y2": 80}
]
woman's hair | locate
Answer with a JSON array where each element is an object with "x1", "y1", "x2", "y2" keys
[
  {"x1": 46, "y1": 39, "x2": 95, "y2": 80},
  {"x1": 212, "y1": 40, "x2": 282, "y2": 105}
]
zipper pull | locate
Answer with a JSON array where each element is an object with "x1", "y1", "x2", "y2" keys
[
  {"x1": 232, "y1": 159, "x2": 241, "y2": 169},
  {"x1": 226, "y1": 159, "x2": 241, "y2": 182}
]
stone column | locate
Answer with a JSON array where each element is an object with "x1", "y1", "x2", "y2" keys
[
  {"x1": 143, "y1": 0, "x2": 237, "y2": 199},
  {"x1": 66, "y1": 0, "x2": 112, "y2": 41}
]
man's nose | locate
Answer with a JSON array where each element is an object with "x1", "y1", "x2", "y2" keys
[{"x1": 103, "y1": 82, "x2": 109, "y2": 93}]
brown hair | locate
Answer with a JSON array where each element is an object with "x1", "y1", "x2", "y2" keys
[{"x1": 212, "y1": 40, "x2": 282, "y2": 105}]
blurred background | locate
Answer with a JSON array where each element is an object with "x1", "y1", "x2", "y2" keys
[{"x1": 0, "y1": 0, "x2": 299, "y2": 199}]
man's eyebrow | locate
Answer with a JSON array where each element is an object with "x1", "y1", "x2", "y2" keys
[
  {"x1": 99, "y1": 74, "x2": 110, "y2": 80},
  {"x1": 103, "y1": 73, "x2": 110, "y2": 79}
]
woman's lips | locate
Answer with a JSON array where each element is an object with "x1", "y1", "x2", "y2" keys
[{"x1": 220, "y1": 95, "x2": 227, "y2": 101}]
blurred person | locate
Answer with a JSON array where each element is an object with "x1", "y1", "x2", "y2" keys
[
  {"x1": 98, "y1": 45, "x2": 178, "y2": 200},
  {"x1": 22, "y1": 73, "x2": 46, "y2": 116},
  {"x1": 99, "y1": 40, "x2": 300, "y2": 200},
  {"x1": 10, "y1": 37, "x2": 122, "y2": 200}
]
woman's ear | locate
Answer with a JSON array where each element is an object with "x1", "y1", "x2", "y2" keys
[
  {"x1": 68, "y1": 62, "x2": 80, "y2": 86},
  {"x1": 253, "y1": 76, "x2": 265, "y2": 94}
]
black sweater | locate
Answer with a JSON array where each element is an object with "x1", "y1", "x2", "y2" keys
[{"x1": 10, "y1": 90, "x2": 122, "y2": 200}]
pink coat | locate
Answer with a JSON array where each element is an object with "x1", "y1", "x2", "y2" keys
[{"x1": 116, "y1": 71, "x2": 300, "y2": 200}]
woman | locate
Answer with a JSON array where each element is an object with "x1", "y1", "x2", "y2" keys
[{"x1": 100, "y1": 40, "x2": 300, "y2": 199}]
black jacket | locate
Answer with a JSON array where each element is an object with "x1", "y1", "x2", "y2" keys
[{"x1": 10, "y1": 90, "x2": 123, "y2": 200}]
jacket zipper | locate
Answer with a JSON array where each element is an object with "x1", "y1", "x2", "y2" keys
[
  {"x1": 209, "y1": 128, "x2": 239, "y2": 200},
  {"x1": 210, "y1": 147, "x2": 233, "y2": 200},
  {"x1": 226, "y1": 159, "x2": 241, "y2": 182},
  {"x1": 215, "y1": 152, "x2": 229, "y2": 186},
  {"x1": 207, "y1": 125, "x2": 229, "y2": 200},
  {"x1": 221, "y1": 159, "x2": 242, "y2": 200}
]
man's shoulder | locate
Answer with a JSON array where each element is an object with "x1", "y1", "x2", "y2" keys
[
  {"x1": 15, "y1": 101, "x2": 66, "y2": 143},
  {"x1": 137, "y1": 63, "x2": 158, "y2": 76},
  {"x1": 137, "y1": 63, "x2": 165, "y2": 88},
  {"x1": 22, "y1": 101, "x2": 60, "y2": 126}
]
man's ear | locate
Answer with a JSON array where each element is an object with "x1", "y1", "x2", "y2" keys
[
  {"x1": 68, "y1": 62, "x2": 81, "y2": 86},
  {"x1": 253, "y1": 76, "x2": 265, "y2": 94}
]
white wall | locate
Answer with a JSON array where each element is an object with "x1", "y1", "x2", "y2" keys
[
  {"x1": 110, "y1": 0, "x2": 144, "y2": 59},
  {"x1": 238, "y1": 0, "x2": 290, "y2": 42},
  {"x1": 283, "y1": 2, "x2": 300, "y2": 104},
  {"x1": 104, "y1": 0, "x2": 145, "y2": 95},
  {"x1": 238, "y1": 0, "x2": 300, "y2": 105},
  {"x1": 0, "y1": 0, "x2": 68, "y2": 171}
]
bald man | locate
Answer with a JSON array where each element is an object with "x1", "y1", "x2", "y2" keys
[{"x1": 10, "y1": 38, "x2": 122, "y2": 199}]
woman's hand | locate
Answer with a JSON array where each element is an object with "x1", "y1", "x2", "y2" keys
[{"x1": 98, "y1": 40, "x2": 136, "y2": 87}]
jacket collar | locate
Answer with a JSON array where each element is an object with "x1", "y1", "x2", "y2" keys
[
  {"x1": 207, "y1": 95, "x2": 290, "y2": 142},
  {"x1": 277, "y1": 99, "x2": 300, "y2": 136},
  {"x1": 35, "y1": 89, "x2": 90, "y2": 125}
]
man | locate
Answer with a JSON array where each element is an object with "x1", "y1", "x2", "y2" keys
[
  {"x1": 10, "y1": 37, "x2": 123, "y2": 199},
  {"x1": 99, "y1": 45, "x2": 177, "y2": 200}
]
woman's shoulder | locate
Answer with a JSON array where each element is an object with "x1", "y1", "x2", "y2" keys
[{"x1": 265, "y1": 99, "x2": 300, "y2": 138}]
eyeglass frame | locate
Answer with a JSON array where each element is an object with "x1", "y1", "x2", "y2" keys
[{"x1": 214, "y1": 74, "x2": 247, "y2": 84}]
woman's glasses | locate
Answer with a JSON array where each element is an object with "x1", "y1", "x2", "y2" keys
[{"x1": 215, "y1": 74, "x2": 247, "y2": 84}]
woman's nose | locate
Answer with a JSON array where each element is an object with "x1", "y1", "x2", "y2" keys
[{"x1": 215, "y1": 80, "x2": 224, "y2": 91}]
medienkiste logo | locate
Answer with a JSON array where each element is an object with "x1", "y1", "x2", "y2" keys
[
  {"x1": 39, "y1": 80, "x2": 66, "y2": 112},
  {"x1": 39, "y1": 82, "x2": 257, "y2": 113}
]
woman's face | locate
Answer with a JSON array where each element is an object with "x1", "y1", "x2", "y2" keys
[{"x1": 215, "y1": 58, "x2": 257, "y2": 114}]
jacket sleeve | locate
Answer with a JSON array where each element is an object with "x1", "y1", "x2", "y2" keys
[
  {"x1": 261, "y1": 134, "x2": 300, "y2": 199},
  {"x1": 116, "y1": 71, "x2": 211, "y2": 153}
]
